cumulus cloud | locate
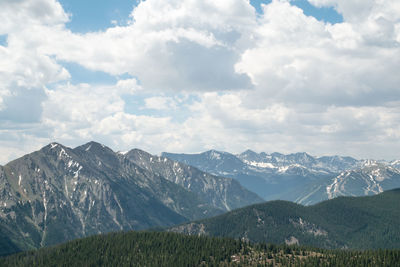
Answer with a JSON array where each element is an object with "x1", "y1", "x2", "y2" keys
[
  {"x1": 0, "y1": 0, "x2": 68, "y2": 34},
  {"x1": 40, "y1": 80, "x2": 192, "y2": 154},
  {"x1": 37, "y1": 0, "x2": 255, "y2": 91},
  {"x1": 236, "y1": 0, "x2": 400, "y2": 107},
  {"x1": 1, "y1": 0, "x2": 400, "y2": 163},
  {"x1": 0, "y1": 0, "x2": 70, "y2": 117},
  {"x1": 42, "y1": 79, "x2": 140, "y2": 137}
]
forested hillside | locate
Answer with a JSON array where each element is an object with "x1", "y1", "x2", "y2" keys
[
  {"x1": 170, "y1": 189, "x2": 400, "y2": 249},
  {"x1": 1, "y1": 231, "x2": 399, "y2": 266}
]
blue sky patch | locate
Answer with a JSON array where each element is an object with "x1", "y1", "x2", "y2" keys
[
  {"x1": 59, "y1": 0, "x2": 137, "y2": 33},
  {"x1": 61, "y1": 61, "x2": 117, "y2": 85},
  {"x1": 0, "y1": 34, "x2": 7, "y2": 46},
  {"x1": 250, "y1": 0, "x2": 272, "y2": 14},
  {"x1": 292, "y1": 0, "x2": 343, "y2": 24},
  {"x1": 250, "y1": 0, "x2": 342, "y2": 24}
]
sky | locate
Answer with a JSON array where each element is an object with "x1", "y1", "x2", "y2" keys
[{"x1": 0, "y1": 0, "x2": 400, "y2": 164}]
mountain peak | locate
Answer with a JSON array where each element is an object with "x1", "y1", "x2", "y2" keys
[
  {"x1": 240, "y1": 149, "x2": 259, "y2": 157},
  {"x1": 241, "y1": 149, "x2": 257, "y2": 154},
  {"x1": 124, "y1": 148, "x2": 154, "y2": 162},
  {"x1": 127, "y1": 148, "x2": 148, "y2": 155},
  {"x1": 74, "y1": 141, "x2": 114, "y2": 154},
  {"x1": 204, "y1": 149, "x2": 223, "y2": 154},
  {"x1": 36, "y1": 142, "x2": 72, "y2": 161},
  {"x1": 42, "y1": 142, "x2": 66, "y2": 151},
  {"x1": 202, "y1": 150, "x2": 225, "y2": 160},
  {"x1": 291, "y1": 152, "x2": 313, "y2": 158}
]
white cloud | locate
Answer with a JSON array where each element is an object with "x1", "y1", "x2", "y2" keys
[
  {"x1": 39, "y1": 80, "x2": 188, "y2": 154},
  {"x1": 0, "y1": 0, "x2": 68, "y2": 34},
  {"x1": 181, "y1": 93, "x2": 400, "y2": 159},
  {"x1": 144, "y1": 96, "x2": 178, "y2": 110},
  {"x1": 236, "y1": 0, "x2": 400, "y2": 107},
  {"x1": 42, "y1": 79, "x2": 140, "y2": 132},
  {"x1": 1, "y1": 0, "x2": 400, "y2": 164},
  {"x1": 0, "y1": 0, "x2": 69, "y2": 122},
  {"x1": 116, "y1": 78, "x2": 142, "y2": 94},
  {"x1": 35, "y1": 0, "x2": 255, "y2": 91},
  {"x1": 308, "y1": 0, "x2": 400, "y2": 23},
  {"x1": 308, "y1": 0, "x2": 400, "y2": 47}
]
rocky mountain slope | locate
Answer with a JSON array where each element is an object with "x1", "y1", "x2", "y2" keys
[
  {"x1": 0, "y1": 142, "x2": 262, "y2": 255},
  {"x1": 125, "y1": 149, "x2": 260, "y2": 212},
  {"x1": 163, "y1": 150, "x2": 400, "y2": 204},
  {"x1": 295, "y1": 162, "x2": 400, "y2": 205},
  {"x1": 169, "y1": 189, "x2": 400, "y2": 249}
]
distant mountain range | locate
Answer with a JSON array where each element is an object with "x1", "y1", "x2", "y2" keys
[
  {"x1": 0, "y1": 142, "x2": 262, "y2": 255},
  {"x1": 163, "y1": 150, "x2": 400, "y2": 204},
  {"x1": 169, "y1": 189, "x2": 400, "y2": 249}
]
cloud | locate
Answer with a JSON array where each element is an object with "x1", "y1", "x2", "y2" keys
[
  {"x1": 144, "y1": 96, "x2": 177, "y2": 110},
  {"x1": 308, "y1": 0, "x2": 400, "y2": 23},
  {"x1": 1, "y1": 0, "x2": 400, "y2": 164},
  {"x1": 0, "y1": 0, "x2": 68, "y2": 34},
  {"x1": 307, "y1": 0, "x2": 400, "y2": 48},
  {"x1": 236, "y1": 0, "x2": 400, "y2": 107},
  {"x1": 37, "y1": 0, "x2": 255, "y2": 92},
  {"x1": 42, "y1": 79, "x2": 140, "y2": 133},
  {"x1": 39, "y1": 80, "x2": 189, "y2": 153},
  {"x1": 180, "y1": 92, "x2": 400, "y2": 159},
  {"x1": 0, "y1": 0, "x2": 69, "y2": 123}
]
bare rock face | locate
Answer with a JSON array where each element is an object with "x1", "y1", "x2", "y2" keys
[
  {"x1": 125, "y1": 149, "x2": 262, "y2": 212},
  {"x1": 285, "y1": 236, "x2": 299, "y2": 245},
  {"x1": 168, "y1": 223, "x2": 207, "y2": 236},
  {"x1": 0, "y1": 142, "x2": 262, "y2": 254},
  {"x1": 296, "y1": 163, "x2": 400, "y2": 205}
]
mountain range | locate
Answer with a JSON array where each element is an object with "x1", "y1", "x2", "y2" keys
[
  {"x1": 2, "y1": 142, "x2": 399, "y2": 256},
  {"x1": 0, "y1": 142, "x2": 261, "y2": 255},
  {"x1": 163, "y1": 150, "x2": 400, "y2": 204}
]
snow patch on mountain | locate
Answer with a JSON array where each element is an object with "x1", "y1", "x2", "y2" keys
[
  {"x1": 209, "y1": 150, "x2": 222, "y2": 160},
  {"x1": 50, "y1": 143, "x2": 58, "y2": 149},
  {"x1": 243, "y1": 160, "x2": 276, "y2": 169}
]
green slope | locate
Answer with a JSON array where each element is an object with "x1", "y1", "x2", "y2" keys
[
  {"x1": 310, "y1": 188, "x2": 400, "y2": 249},
  {"x1": 0, "y1": 232, "x2": 243, "y2": 266},
  {"x1": 0, "y1": 229, "x2": 21, "y2": 257},
  {"x1": 170, "y1": 189, "x2": 400, "y2": 249}
]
